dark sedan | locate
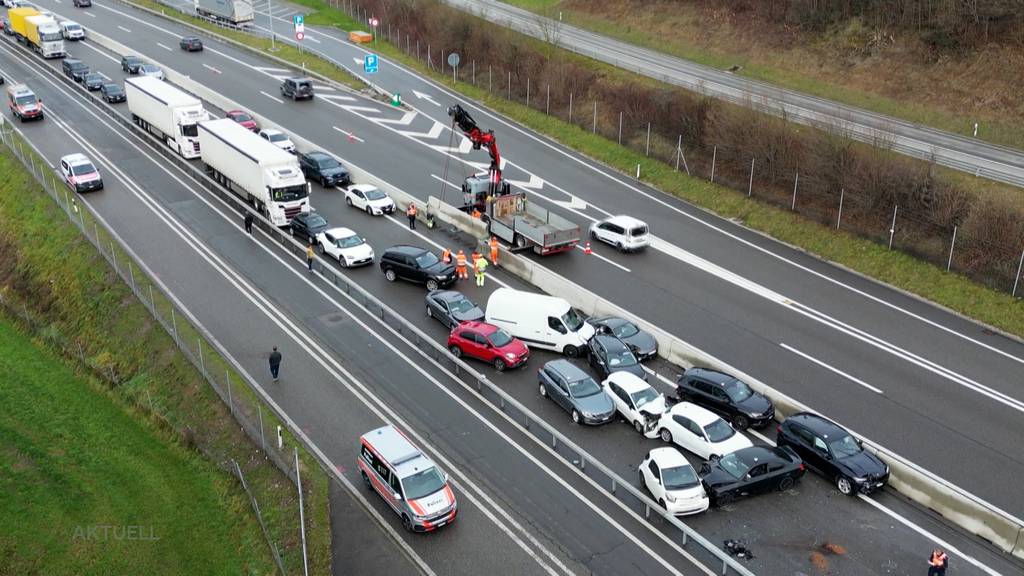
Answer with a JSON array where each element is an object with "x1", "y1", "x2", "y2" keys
[
  {"x1": 587, "y1": 334, "x2": 646, "y2": 381},
  {"x1": 588, "y1": 315, "x2": 657, "y2": 360},
  {"x1": 289, "y1": 211, "x2": 329, "y2": 245},
  {"x1": 179, "y1": 36, "x2": 203, "y2": 51},
  {"x1": 120, "y1": 55, "x2": 144, "y2": 74},
  {"x1": 298, "y1": 150, "x2": 350, "y2": 187},
  {"x1": 777, "y1": 412, "x2": 889, "y2": 496},
  {"x1": 700, "y1": 445, "x2": 805, "y2": 506},
  {"x1": 100, "y1": 83, "x2": 126, "y2": 103},
  {"x1": 81, "y1": 72, "x2": 105, "y2": 91},
  {"x1": 676, "y1": 367, "x2": 774, "y2": 431},
  {"x1": 426, "y1": 290, "x2": 484, "y2": 329}
]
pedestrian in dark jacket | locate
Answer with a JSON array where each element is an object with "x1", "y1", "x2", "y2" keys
[
  {"x1": 269, "y1": 346, "x2": 282, "y2": 382},
  {"x1": 927, "y1": 549, "x2": 948, "y2": 576},
  {"x1": 244, "y1": 211, "x2": 254, "y2": 234}
]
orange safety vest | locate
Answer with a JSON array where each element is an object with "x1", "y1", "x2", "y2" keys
[
  {"x1": 456, "y1": 253, "x2": 467, "y2": 267},
  {"x1": 407, "y1": 205, "x2": 418, "y2": 217},
  {"x1": 489, "y1": 237, "x2": 498, "y2": 252},
  {"x1": 471, "y1": 209, "x2": 481, "y2": 219},
  {"x1": 441, "y1": 248, "x2": 451, "y2": 263},
  {"x1": 929, "y1": 552, "x2": 947, "y2": 567}
]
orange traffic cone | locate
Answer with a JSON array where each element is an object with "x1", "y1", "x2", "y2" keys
[{"x1": 583, "y1": 242, "x2": 592, "y2": 255}]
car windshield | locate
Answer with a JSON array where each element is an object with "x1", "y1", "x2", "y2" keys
[
  {"x1": 447, "y1": 296, "x2": 475, "y2": 314},
  {"x1": 271, "y1": 183, "x2": 308, "y2": 202},
  {"x1": 561, "y1": 308, "x2": 584, "y2": 332},
  {"x1": 232, "y1": 113, "x2": 252, "y2": 122},
  {"x1": 335, "y1": 234, "x2": 362, "y2": 248},
  {"x1": 124, "y1": 57, "x2": 141, "y2": 65},
  {"x1": 568, "y1": 376, "x2": 601, "y2": 398},
  {"x1": 415, "y1": 252, "x2": 439, "y2": 268},
  {"x1": 704, "y1": 418, "x2": 736, "y2": 443},
  {"x1": 317, "y1": 157, "x2": 340, "y2": 169},
  {"x1": 14, "y1": 95, "x2": 36, "y2": 106},
  {"x1": 66, "y1": 24, "x2": 81, "y2": 31},
  {"x1": 401, "y1": 467, "x2": 447, "y2": 501},
  {"x1": 488, "y1": 328, "x2": 513, "y2": 348},
  {"x1": 630, "y1": 388, "x2": 659, "y2": 409},
  {"x1": 268, "y1": 133, "x2": 287, "y2": 142},
  {"x1": 364, "y1": 189, "x2": 386, "y2": 201},
  {"x1": 723, "y1": 378, "x2": 753, "y2": 403},
  {"x1": 85, "y1": 73, "x2": 102, "y2": 82},
  {"x1": 306, "y1": 214, "x2": 327, "y2": 228},
  {"x1": 142, "y1": 65, "x2": 159, "y2": 73},
  {"x1": 606, "y1": 347, "x2": 637, "y2": 367},
  {"x1": 103, "y1": 84, "x2": 122, "y2": 94},
  {"x1": 71, "y1": 163, "x2": 96, "y2": 176},
  {"x1": 607, "y1": 319, "x2": 639, "y2": 338},
  {"x1": 828, "y1": 434, "x2": 862, "y2": 459},
  {"x1": 715, "y1": 452, "x2": 747, "y2": 480},
  {"x1": 662, "y1": 465, "x2": 700, "y2": 490}
]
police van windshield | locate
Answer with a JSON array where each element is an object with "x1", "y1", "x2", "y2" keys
[
  {"x1": 271, "y1": 184, "x2": 308, "y2": 202},
  {"x1": 401, "y1": 467, "x2": 446, "y2": 501}
]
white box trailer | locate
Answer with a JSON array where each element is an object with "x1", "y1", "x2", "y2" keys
[
  {"x1": 125, "y1": 76, "x2": 209, "y2": 159},
  {"x1": 198, "y1": 118, "x2": 309, "y2": 226},
  {"x1": 194, "y1": 0, "x2": 254, "y2": 25}
]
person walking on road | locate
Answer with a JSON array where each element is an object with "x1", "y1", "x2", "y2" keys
[
  {"x1": 406, "y1": 203, "x2": 418, "y2": 230},
  {"x1": 244, "y1": 210, "x2": 254, "y2": 235},
  {"x1": 927, "y1": 549, "x2": 948, "y2": 576},
  {"x1": 306, "y1": 242, "x2": 315, "y2": 273},
  {"x1": 455, "y1": 249, "x2": 468, "y2": 281},
  {"x1": 269, "y1": 346, "x2": 282, "y2": 382},
  {"x1": 474, "y1": 253, "x2": 488, "y2": 287},
  {"x1": 489, "y1": 236, "x2": 498, "y2": 266}
]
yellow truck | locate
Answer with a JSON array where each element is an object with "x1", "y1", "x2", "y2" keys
[{"x1": 8, "y1": 7, "x2": 65, "y2": 58}]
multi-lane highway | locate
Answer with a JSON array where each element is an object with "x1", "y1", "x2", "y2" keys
[
  {"x1": 63, "y1": 0, "x2": 1024, "y2": 522},
  {"x1": 439, "y1": 0, "x2": 1024, "y2": 187},
  {"x1": 4, "y1": 1, "x2": 1023, "y2": 574}
]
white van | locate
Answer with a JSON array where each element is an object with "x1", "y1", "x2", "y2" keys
[{"x1": 485, "y1": 288, "x2": 595, "y2": 357}]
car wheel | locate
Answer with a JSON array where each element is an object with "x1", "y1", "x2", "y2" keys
[
  {"x1": 401, "y1": 515, "x2": 414, "y2": 532},
  {"x1": 493, "y1": 358, "x2": 506, "y2": 372},
  {"x1": 426, "y1": 279, "x2": 440, "y2": 292},
  {"x1": 366, "y1": 206, "x2": 373, "y2": 216},
  {"x1": 346, "y1": 197, "x2": 353, "y2": 206},
  {"x1": 571, "y1": 409, "x2": 581, "y2": 424},
  {"x1": 616, "y1": 241, "x2": 624, "y2": 252},
  {"x1": 538, "y1": 382, "x2": 547, "y2": 397},
  {"x1": 562, "y1": 345, "x2": 579, "y2": 358},
  {"x1": 732, "y1": 414, "x2": 750, "y2": 431},
  {"x1": 836, "y1": 476, "x2": 854, "y2": 496},
  {"x1": 658, "y1": 498, "x2": 667, "y2": 509},
  {"x1": 659, "y1": 428, "x2": 672, "y2": 443},
  {"x1": 360, "y1": 471, "x2": 372, "y2": 490},
  {"x1": 426, "y1": 306, "x2": 433, "y2": 318},
  {"x1": 449, "y1": 345, "x2": 462, "y2": 358},
  {"x1": 715, "y1": 492, "x2": 735, "y2": 506},
  {"x1": 633, "y1": 419, "x2": 644, "y2": 434},
  {"x1": 318, "y1": 243, "x2": 325, "y2": 255},
  {"x1": 778, "y1": 476, "x2": 796, "y2": 491},
  {"x1": 308, "y1": 234, "x2": 315, "y2": 245},
  {"x1": 384, "y1": 269, "x2": 396, "y2": 282}
]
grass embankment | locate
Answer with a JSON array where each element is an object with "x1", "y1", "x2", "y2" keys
[
  {"x1": 502, "y1": 0, "x2": 1024, "y2": 151},
  {"x1": 0, "y1": 320, "x2": 268, "y2": 574},
  {"x1": 0, "y1": 142, "x2": 330, "y2": 572}
]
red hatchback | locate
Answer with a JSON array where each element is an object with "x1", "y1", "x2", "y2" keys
[
  {"x1": 226, "y1": 109, "x2": 258, "y2": 132},
  {"x1": 447, "y1": 321, "x2": 529, "y2": 372}
]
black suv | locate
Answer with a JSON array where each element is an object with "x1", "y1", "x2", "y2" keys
[
  {"x1": 586, "y1": 334, "x2": 647, "y2": 381},
  {"x1": 100, "y1": 83, "x2": 125, "y2": 103},
  {"x1": 280, "y1": 77, "x2": 314, "y2": 101},
  {"x1": 675, "y1": 367, "x2": 774, "y2": 430},
  {"x1": 73, "y1": 0, "x2": 92, "y2": 6},
  {"x1": 121, "y1": 55, "x2": 144, "y2": 74},
  {"x1": 81, "y1": 72, "x2": 105, "y2": 91},
  {"x1": 179, "y1": 36, "x2": 203, "y2": 51},
  {"x1": 298, "y1": 151, "x2": 350, "y2": 187},
  {"x1": 62, "y1": 59, "x2": 90, "y2": 83},
  {"x1": 379, "y1": 245, "x2": 456, "y2": 291},
  {"x1": 289, "y1": 211, "x2": 329, "y2": 245},
  {"x1": 777, "y1": 412, "x2": 889, "y2": 496}
]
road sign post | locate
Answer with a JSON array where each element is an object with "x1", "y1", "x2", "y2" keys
[
  {"x1": 369, "y1": 17, "x2": 379, "y2": 48},
  {"x1": 293, "y1": 14, "x2": 304, "y2": 42},
  {"x1": 447, "y1": 52, "x2": 460, "y2": 84}
]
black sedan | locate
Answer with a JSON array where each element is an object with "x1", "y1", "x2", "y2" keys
[
  {"x1": 676, "y1": 367, "x2": 773, "y2": 431},
  {"x1": 100, "y1": 83, "x2": 125, "y2": 103},
  {"x1": 588, "y1": 315, "x2": 657, "y2": 360},
  {"x1": 298, "y1": 150, "x2": 350, "y2": 187},
  {"x1": 121, "y1": 55, "x2": 144, "y2": 74},
  {"x1": 587, "y1": 334, "x2": 647, "y2": 381},
  {"x1": 81, "y1": 72, "x2": 105, "y2": 91},
  {"x1": 289, "y1": 211, "x2": 329, "y2": 244},
  {"x1": 777, "y1": 412, "x2": 889, "y2": 496},
  {"x1": 700, "y1": 445, "x2": 805, "y2": 506},
  {"x1": 425, "y1": 290, "x2": 484, "y2": 329},
  {"x1": 179, "y1": 36, "x2": 203, "y2": 51}
]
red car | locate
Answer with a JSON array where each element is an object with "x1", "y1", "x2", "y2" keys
[
  {"x1": 447, "y1": 321, "x2": 529, "y2": 372},
  {"x1": 226, "y1": 109, "x2": 258, "y2": 131}
]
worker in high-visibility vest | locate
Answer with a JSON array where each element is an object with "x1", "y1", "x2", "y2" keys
[
  {"x1": 474, "y1": 254, "x2": 488, "y2": 287},
  {"x1": 441, "y1": 247, "x2": 451, "y2": 264},
  {"x1": 406, "y1": 203, "x2": 418, "y2": 230},
  {"x1": 489, "y1": 236, "x2": 499, "y2": 265},
  {"x1": 927, "y1": 549, "x2": 948, "y2": 576},
  {"x1": 455, "y1": 249, "x2": 468, "y2": 280}
]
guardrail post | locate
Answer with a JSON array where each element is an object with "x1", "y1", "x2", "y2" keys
[
  {"x1": 578, "y1": 453, "x2": 585, "y2": 471},
  {"x1": 611, "y1": 478, "x2": 616, "y2": 493},
  {"x1": 645, "y1": 504, "x2": 650, "y2": 518},
  {"x1": 551, "y1": 434, "x2": 557, "y2": 449}
]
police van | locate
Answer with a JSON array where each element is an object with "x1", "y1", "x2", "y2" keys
[{"x1": 357, "y1": 425, "x2": 457, "y2": 532}]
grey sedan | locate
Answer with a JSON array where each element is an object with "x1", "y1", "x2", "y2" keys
[
  {"x1": 538, "y1": 360, "x2": 615, "y2": 425},
  {"x1": 588, "y1": 315, "x2": 658, "y2": 360},
  {"x1": 425, "y1": 290, "x2": 484, "y2": 329}
]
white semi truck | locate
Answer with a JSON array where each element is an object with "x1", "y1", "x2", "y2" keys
[
  {"x1": 194, "y1": 0, "x2": 254, "y2": 25},
  {"x1": 198, "y1": 118, "x2": 310, "y2": 226},
  {"x1": 125, "y1": 76, "x2": 209, "y2": 159}
]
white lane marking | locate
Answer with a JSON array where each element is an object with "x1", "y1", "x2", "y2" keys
[
  {"x1": 33, "y1": 99, "x2": 568, "y2": 576},
  {"x1": 318, "y1": 93, "x2": 358, "y2": 103},
  {"x1": 375, "y1": 109, "x2": 418, "y2": 126},
  {"x1": 156, "y1": 42, "x2": 173, "y2": 51},
  {"x1": 305, "y1": 35, "x2": 320, "y2": 44},
  {"x1": 258, "y1": 67, "x2": 290, "y2": 73},
  {"x1": 576, "y1": 244, "x2": 630, "y2": 273},
  {"x1": 117, "y1": 25, "x2": 131, "y2": 32},
  {"x1": 203, "y1": 63, "x2": 222, "y2": 74},
  {"x1": 332, "y1": 126, "x2": 364, "y2": 142},
  {"x1": 83, "y1": 10, "x2": 95, "y2": 17},
  {"x1": 780, "y1": 343, "x2": 884, "y2": 394},
  {"x1": 260, "y1": 90, "x2": 283, "y2": 103},
  {"x1": 404, "y1": 120, "x2": 445, "y2": 139}
]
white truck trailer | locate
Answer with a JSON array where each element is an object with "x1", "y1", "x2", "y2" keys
[
  {"x1": 198, "y1": 118, "x2": 309, "y2": 226},
  {"x1": 194, "y1": 0, "x2": 254, "y2": 25},
  {"x1": 125, "y1": 76, "x2": 209, "y2": 159}
]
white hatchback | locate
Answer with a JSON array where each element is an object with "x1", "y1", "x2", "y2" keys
[
  {"x1": 259, "y1": 128, "x2": 296, "y2": 153},
  {"x1": 602, "y1": 371, "x2": 666, "y2": 434},
  {"x1": 639, "y1": 448, "x2": 709, "y2": 515},
  {"x1": 345, "y1": 184, "x2": 395, "y2": 216},
  {"x1": 589, "y1": 215, "x2": 650, "y2": 252},
  {"x1": 646, "y1": 401, "x2": 752, "y2": 460},
  {"x1": 317, "y1": 227, "x2": 374, "y2": 268}
]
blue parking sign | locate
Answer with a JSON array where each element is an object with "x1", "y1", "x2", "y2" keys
[
  {"x1": 364, "y1": 54, "x2": 378, "y2": 74},
  {"x1": 292, "y1": 14, "x2": 304, "y2": 26}
]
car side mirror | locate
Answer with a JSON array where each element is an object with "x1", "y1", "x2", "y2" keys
[{"x1": 392, "y1": 492, "x2": 402, "y2": 501}]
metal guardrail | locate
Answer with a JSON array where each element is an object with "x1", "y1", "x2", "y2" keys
[{"x1": 21, "y1": 24, "x2": 755, "y2": 575}]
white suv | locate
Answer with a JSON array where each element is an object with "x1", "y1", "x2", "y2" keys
[
  {"x1": 589, "y1": 215, "x2": 650, "y2": 252},
  {"x1": 59, "y1": 153, "x2": 103, "y2": 193},
  {"x1": 60, "y1": 21, "x2": 86, "y2": 40}
]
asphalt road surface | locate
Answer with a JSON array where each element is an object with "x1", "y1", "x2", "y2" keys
[
  {"x1": 2, "y1": 11, "x2": 1022, "y2": 576},
  {"x1": 441, "y1": 0, "x2": 1024, "y2": 188}
]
